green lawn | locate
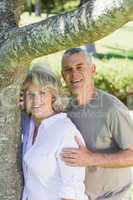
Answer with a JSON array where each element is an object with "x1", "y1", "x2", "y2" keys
[{"x1": 96, "y1": 21, "x2": 133, "y2": 56}]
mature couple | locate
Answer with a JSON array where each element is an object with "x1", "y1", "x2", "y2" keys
[{"x1": 20, "y1": 47, "x2": 133, "y2": 200}]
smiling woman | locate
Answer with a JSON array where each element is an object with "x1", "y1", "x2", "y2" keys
[
  {"x1": 22, "y1": 66, "x2": 64, "y2": 122},
  {"x1": 21, "y1": 64, "x2": 87, "y2": 200}
]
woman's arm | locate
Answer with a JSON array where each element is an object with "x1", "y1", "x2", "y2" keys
[
  {"x1": 57, "y1": 130, "x2": 86, "y2": 200},
  {"x1": 62, "y1": 199, "x2": 75, "y2": 200}
]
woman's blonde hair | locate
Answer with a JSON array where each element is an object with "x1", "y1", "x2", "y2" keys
[{"x1": 22, "y1": 63, "x2": 68, "y2": 113}]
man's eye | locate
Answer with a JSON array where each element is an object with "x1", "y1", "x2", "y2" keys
[
  {"x1": 77, "y1": 66, "x2": 83, "y2": 70},
  {"x1": 64, "y1": 68, "x2": 72, "y2": 72}
]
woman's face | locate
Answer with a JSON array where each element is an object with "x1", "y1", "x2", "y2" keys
[{"x1": 25, "y1": 83, "x2": 54, "y2": 122}]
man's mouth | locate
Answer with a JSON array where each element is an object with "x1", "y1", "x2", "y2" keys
[{"x1": 71, "y1": 80, "x2": 83, "y2": 88}]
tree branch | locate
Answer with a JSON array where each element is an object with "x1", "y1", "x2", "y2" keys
[{"x1": 0, "y1": 0, "x2": 133, "y2": 70}]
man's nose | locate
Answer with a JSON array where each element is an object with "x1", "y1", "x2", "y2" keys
[{"x1": 71, "y1": 69, "x2": 79, "y2": 78}]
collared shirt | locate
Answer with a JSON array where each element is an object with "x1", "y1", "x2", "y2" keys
[{"x1": 22, "y1": 113, "x2": 87, "y2": 200}]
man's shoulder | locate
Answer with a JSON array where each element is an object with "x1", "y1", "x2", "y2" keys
[{"x1": 98, "y1": 90, "x2": 128, "y2": 112}]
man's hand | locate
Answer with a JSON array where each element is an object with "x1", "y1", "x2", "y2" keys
[
  {"x1": 61, "y1": 136, "x2": 95, "y2": 167},
  {"x1": 61, "y1": 136, "x2": 133, "y2": 168}
]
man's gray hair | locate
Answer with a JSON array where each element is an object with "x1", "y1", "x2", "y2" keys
[{"x1": 61, "y1": 47, "x2": 93, "y2": 68}]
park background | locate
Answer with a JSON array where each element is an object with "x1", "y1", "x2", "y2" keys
[
  {"x1": 20, "y1": 0, "x2": 133, "y2": 196},
  {"x1": 21, "y1": 0, "x2": 133, "y2": 197},
  {"x1": 0, "y1": 0, "x2": 133, "y2": 199},
  {"x1": 21, "y1": 0, "x2": 133, "y2": 109}
]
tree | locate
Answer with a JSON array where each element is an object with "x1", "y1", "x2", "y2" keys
[
  {"x1": 34, "y1": 0, "x2": 42, "y2": 16},
  {"x1": 0, "y1": 0, "x2": 133, "y2": 199},
  {"x1": 80, "y1": 0, "x2": 89, "y2": 6}
]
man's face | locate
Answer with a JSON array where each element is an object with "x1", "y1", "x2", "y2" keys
[{"x1": 62, "y1": 52, "x2": 95, "y2": 96}]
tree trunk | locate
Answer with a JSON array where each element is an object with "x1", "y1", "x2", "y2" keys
[
  {"x1": 0, "y1": 0, "x2": 133, "y2": 200},
  {"x1": 0, "y1": 1, "x2": 24, "y2": 199},
  {"x1": 0, "y1": 83, "x2": 22, "y2": 200}
]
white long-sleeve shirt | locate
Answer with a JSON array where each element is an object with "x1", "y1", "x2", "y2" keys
[{"x1": 22, "y1": 113, "x2": 87, "y2": 200}]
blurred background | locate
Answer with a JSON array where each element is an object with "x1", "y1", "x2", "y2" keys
[{"x1": 20, "y1": 0, "x2": 133, "y2": 110}]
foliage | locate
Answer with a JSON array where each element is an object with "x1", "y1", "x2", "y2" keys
[
  {"x1": 94, "y1": 59, "x2": 133, "y2": 104},
  {"x1": 25, "y1": 0, "x2": 80, "y2": 14}
]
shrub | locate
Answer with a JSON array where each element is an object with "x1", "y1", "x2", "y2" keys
[{"x1": 94, "y1": 59, "x2": 133, "y2": 105}]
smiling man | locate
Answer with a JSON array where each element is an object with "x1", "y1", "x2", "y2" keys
[
  {"x1": 62, "y1": 49, "x2": 96, "y2": 106},
  {"x1": 61, "y1": 47, "x2": 133, "y2": 200}
]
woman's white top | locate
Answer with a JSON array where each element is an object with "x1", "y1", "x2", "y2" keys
[{"x1": 22, "y1": 113, "x2": 87, "y2": 200}]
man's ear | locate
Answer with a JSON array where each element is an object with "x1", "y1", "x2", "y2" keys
[{"x1": 90, "y1": 64, "x2": 96, "y2": 75}]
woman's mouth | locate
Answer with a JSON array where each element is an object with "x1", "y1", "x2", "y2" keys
[{"x1": 32, "y1": 106, "x2": 42, "y2": 113}]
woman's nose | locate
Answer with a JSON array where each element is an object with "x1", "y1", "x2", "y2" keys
[{"x1": 32, "y1": 94, "x2": 42, "y2": 105}]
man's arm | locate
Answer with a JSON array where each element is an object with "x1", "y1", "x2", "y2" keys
[{"x1": 61, "y1": 136, "x2": 133, "y2": 168}]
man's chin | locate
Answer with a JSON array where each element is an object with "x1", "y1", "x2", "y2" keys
[{"x1": 70, "y1": 88, "x2": 81, "y2": 96}]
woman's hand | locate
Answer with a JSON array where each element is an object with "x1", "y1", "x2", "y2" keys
[{"x1": 18, "y1": 89, "x2": 25, "y2": 110}]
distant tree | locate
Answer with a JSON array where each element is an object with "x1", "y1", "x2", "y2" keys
[
  {"x1": 27, "y1": 0, "x2": 35, "y2": 15},
  {"x1": 42, "y1": 0, "x2": 55, "y2": 16},
  {"x1": 80, "y1": 0, "x2": 89, "y2": 6},
  {"x1": 35, "y1": 0, "x2": 41, "y2": 16}
]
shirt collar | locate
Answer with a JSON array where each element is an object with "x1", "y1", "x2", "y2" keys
[{"x1": 39, "y1": 112, "x2": 67, "y2": 129}]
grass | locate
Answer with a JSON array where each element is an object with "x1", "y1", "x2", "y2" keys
[
  {"x1": 97, "y1": 22, "x2": 133, "y2": 55},
  {"x1": 49, "y1": 0, "x2": 80, "y2": 14},
  {"x1": 96, "y1": 21, "x2": 133, "y2": 56}
]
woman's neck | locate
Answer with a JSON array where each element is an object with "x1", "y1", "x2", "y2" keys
[{"x1": 34, "y1": 110, "x2": 55, "y2": 125}]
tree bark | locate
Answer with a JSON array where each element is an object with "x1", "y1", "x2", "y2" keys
[
  {"x1": 0, "y1": 83, "x2": 22, "y2": 200},
  {"x1": 0, "y1": 2, "x2": 25, "y2": 199},
  {"x1": 80, "y1": 0, "x2": 89, "y2": 6},
  {"x1": 0, "y1": 0, "x2": 23, "y2": 46}
]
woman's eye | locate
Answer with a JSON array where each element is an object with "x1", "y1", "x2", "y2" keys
[{"x1": 26, "y1": 93, "x2": 33, "y2": 99}]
